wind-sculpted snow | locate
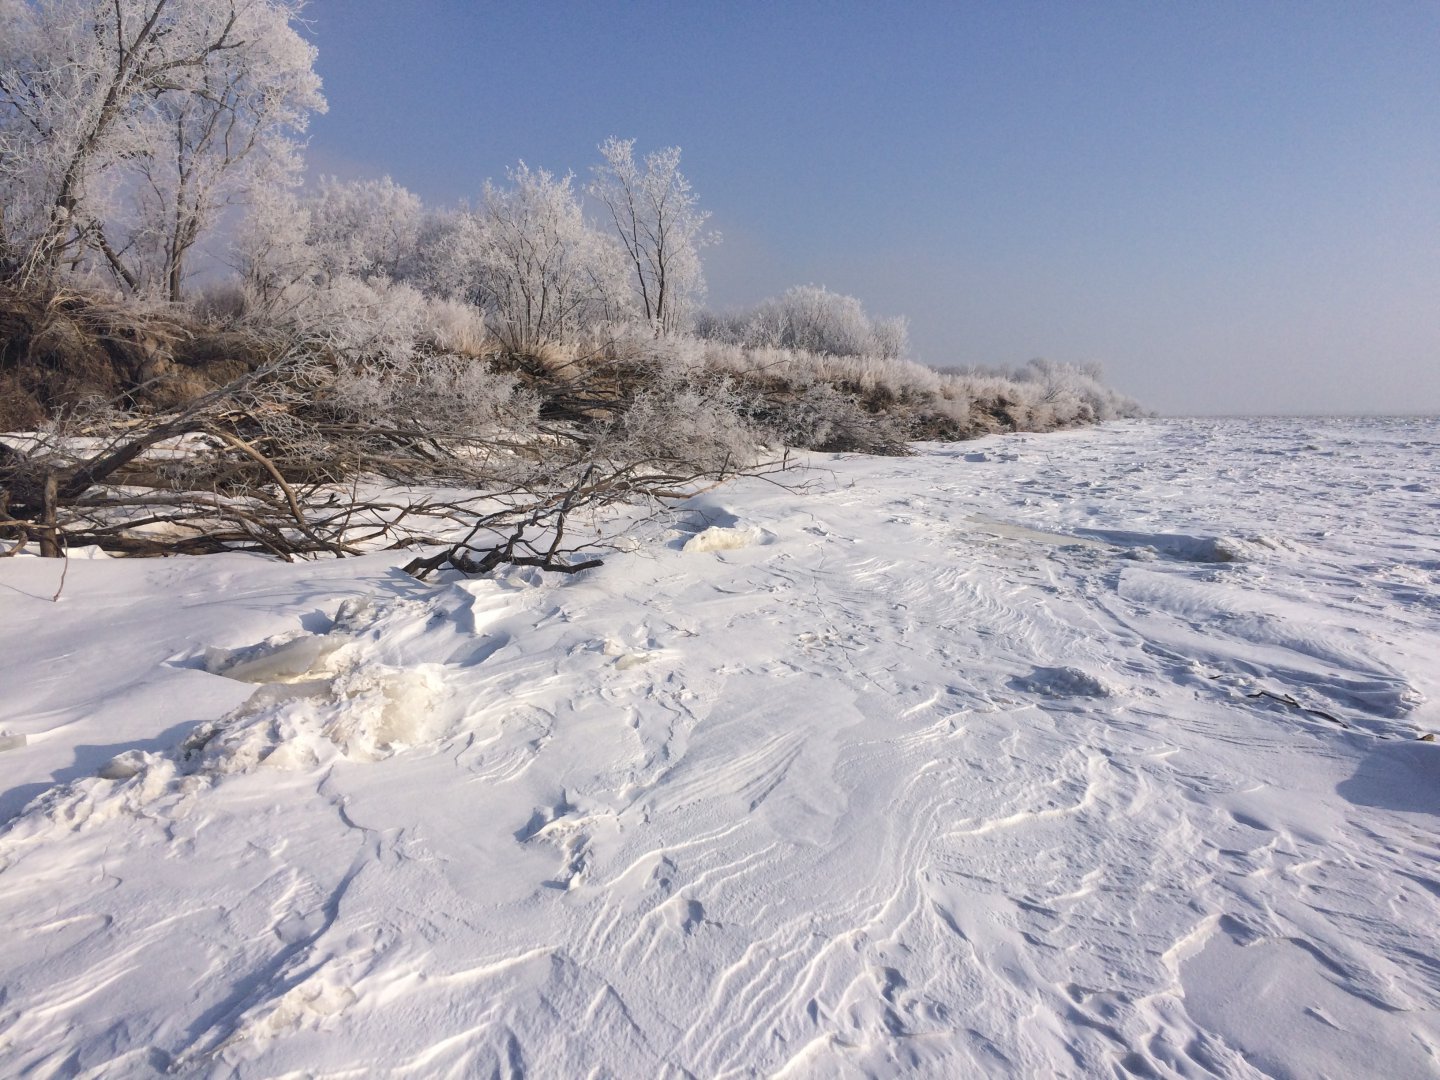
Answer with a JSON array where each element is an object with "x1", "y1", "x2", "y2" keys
[{"x1": 1, "y1": 417, "x2": 1437, "y2": 1077}]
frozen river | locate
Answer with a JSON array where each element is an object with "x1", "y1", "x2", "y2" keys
[{"x1": 2, "y1": 417, "x2": 1437, "y2": 1077}]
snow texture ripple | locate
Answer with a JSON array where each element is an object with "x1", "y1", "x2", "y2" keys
[{"x1": 1, "y1": 417, "x2": 1437, "y2": 1077}]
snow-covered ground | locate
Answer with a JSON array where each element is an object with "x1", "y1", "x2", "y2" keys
[{"x1": 2, "y1": 416, "x2": 1437, "y2": 1078}]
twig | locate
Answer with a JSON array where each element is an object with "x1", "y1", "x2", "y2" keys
[
  {"x1": 1246, "y1": 689, "x2": 1348, "y2": 729},
  {"x1": 51, "y1": 536, "x2": 70, "y2": 601}
]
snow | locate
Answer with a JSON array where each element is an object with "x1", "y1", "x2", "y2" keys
[{"x1": 1, "y1": 416, "x2": 1438, "y2": 1077}]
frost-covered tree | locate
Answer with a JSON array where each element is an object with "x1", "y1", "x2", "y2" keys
[
  {"x1": 303, "y1": 175, "x2": 423, "y2": 283},
  {"x1": 749, "y1": 285, "x2": 908, "y2": 359},
  {"x1": 236, "y1": 175, "x2": 425, "y2": 306},
  {"x1": 403, "y1": 207, "x2": 473, "y2": 300},
  {"x1": 0, "y1": 0, "x2": 323, "y2": 296},
  {"x1": 589, "y1": 137, "x2": 710, "y2": 334},
  {"x1": 125, "y1": 4, "x2": 322, "y2": 300},
  {"x1": 233, "y1": 183, "x2": 314, "y2": 308},
  {"x1": 472, "y1": 163, "x2": 631, "y2": 353},
  {"x1": 232, "y1": 180, "x2": 432, "y2": 362}
]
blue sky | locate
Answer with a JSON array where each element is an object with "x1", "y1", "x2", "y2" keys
[{"x1": 299, "y1": 1, "x2": 1438, "y2": 415}]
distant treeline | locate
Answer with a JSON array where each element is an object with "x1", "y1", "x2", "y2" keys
[{"x1": 0, "y1": 0, "x2": 1142, "y2": 448}]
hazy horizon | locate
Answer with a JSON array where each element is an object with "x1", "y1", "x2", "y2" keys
[{"x1": 295, "y1": 1, "x2": 1439, "y2": 417}]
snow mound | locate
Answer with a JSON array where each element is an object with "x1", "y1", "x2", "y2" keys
[
  {"x1": 682, "y1": 524, "x2": 771, "y2": 552},
  {"x1": 193, "y1": 625, "x2": 444, "y2": 768},
  {"x1": 1012, "y1": 665, "x2": 1114, "y2": 698},
  {"x1": 87, "y1": 604, "x2": 448, "y2": 794}
]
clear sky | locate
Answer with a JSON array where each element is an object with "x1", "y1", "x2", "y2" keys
[{"x1": 297, "y1": 0, "x2": 1438, "y2": 415}]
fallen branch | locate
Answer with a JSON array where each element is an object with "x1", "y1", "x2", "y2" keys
[{"x1": 1246, "y1": 689, "x2": 1348, "y2": 729}]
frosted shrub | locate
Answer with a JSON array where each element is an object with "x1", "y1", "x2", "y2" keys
[
  {"x1": 1044, "y1": 360, "x2": 1145, "y2": 422},
  {"x1": 236, "y1": 177, "x2": 430, "y2": 322},
  {"x1": 593, "y1": 325, "x2": 710, "y2": 378},
  {"x1": 188, "y1": 281, "x2": 248, "y2": 324},
  {"x1": 306, "y1": 176, "x2": 424, "y2": 282},
  {"x1": 402, "y1": 171, "x2": 634, "y2": 357},
  {"x1": 870, "y1": 316, "x2": 911, "y2": 363},
  {"x1": 423, "y1": 296, "x2": 492, "y2": 356},
  {"x1": 298, "y1": 275, "x2": 428, "y2": 364},
  {"x1": 692, "y1": 335, "x2": 940, "y2": 400},
  {"x1": 759, "y1": 381, "x2": 913, "y2": 454},
  {"x1": 329, "y1": 354, "x2": 538, "y2": 436},
  {"x1": 688, "y1": 288, "x2": 943, "y2": 443},
  {"x1": 584, "y1": 329, "x2": 1141, "y2": 450},
  {"x1": 691, "y1": 310, "x2": 749, "y2": 345},
  {"x1": 809, "y1": 352, "x2": 943, "y2": 397},
  {"x1": 705, "y1": 286, "x2": 909, "y2": 361},
  {"x1": 933, "y1": 380, "x2": 976, "y2": 420},
  {"x1": 970, "y1": 359, "x2": 1145, "y2": 428},
  {"x1": 611, "y1": 373, "x2": 759, "y2": 475},
  {"x1": 748, "y1": 286, "x2": 874, "y2": 356},
  {"x1": 472, "y1": 163, "x2": 634, "y2": 354},
  {"x1": 235, "y1": 186, "x2": 316, "y2": 312},
  {"x1": 403, "y1": 209, "x2": 475, "y2": 300},
  {"x1": 698, "y1": 343, "x2": 810, "y2": 383},
  {"x1": 929, "y1": 361, "x2": 1145, "y2": 433}
]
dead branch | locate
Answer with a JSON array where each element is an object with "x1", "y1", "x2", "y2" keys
[
  {"x1": 1, "y1": 293, "x2": 796, "y2": 572},
  {"x1": 1247, "y1": 689, "x2": 1348, "y2": 729}
]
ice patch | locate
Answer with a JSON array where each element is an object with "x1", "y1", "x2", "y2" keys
[
  {"x1": 69, "y1": 605, "x2": 452, "y2": 796},
  {"x1": 968, "y1": 516, "x2": 1109, "y2": 550},
  {"x1": 256, "y1": 979, "x2": 358, "y2": 1034},
  {"x1": 332, "y1": 595, "x2": 380, "y2": 632},
  {"x1": 190, "y1": 660, "x2": 444, "y2": 770},
  {"x1": 96, "y1": 750, "x2": 147, "y2": 780}
]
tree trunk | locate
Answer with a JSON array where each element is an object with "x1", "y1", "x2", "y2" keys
[{"x1": 39, "y1": 472, "x2": 60, "y2": 558}]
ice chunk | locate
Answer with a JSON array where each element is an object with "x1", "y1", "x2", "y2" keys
[
  {"x1": 324, "y1": 667, "x2": 440, "y2": 760},
  {"x1": 204, "y1": 634, "x2": 349, "y2": 684},
  {"x1": 683, "y1": 525, "x2": 768, "y2": 553},
  {"x1": 97, "y1": 750, "x2": 147, "y2": 780}
]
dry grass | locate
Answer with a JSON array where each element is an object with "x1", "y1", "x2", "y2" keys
[{"x1": 0, "y1": 285, "x2": 278, "y2": 428}]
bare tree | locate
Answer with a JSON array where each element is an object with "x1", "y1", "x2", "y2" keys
[{"x1": 589, "y1": 137, "x2": 710, "y2": 335}]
